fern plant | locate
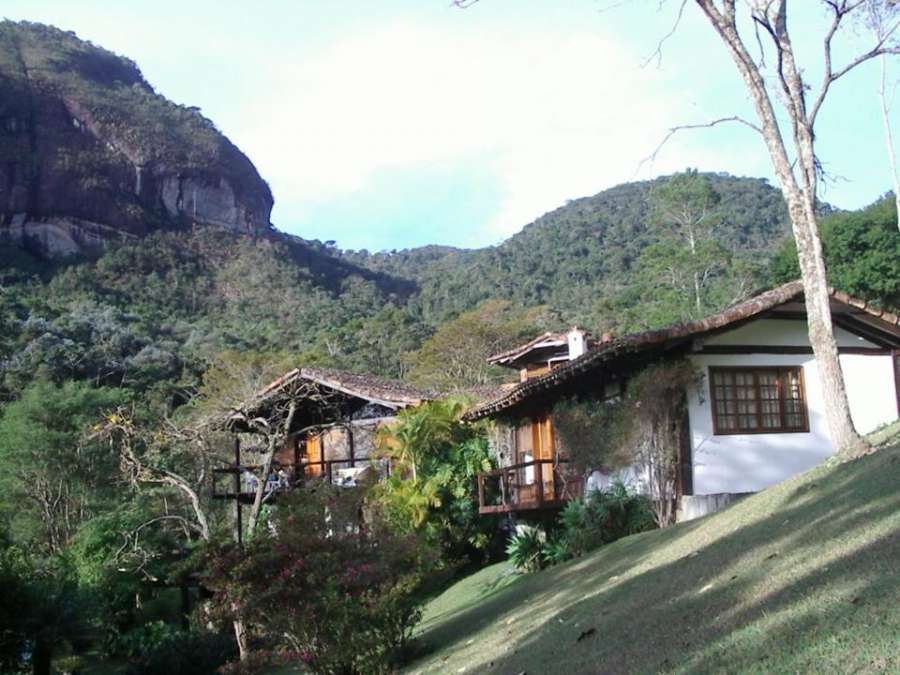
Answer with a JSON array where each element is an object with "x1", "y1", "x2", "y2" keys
[
  {"x1": 556, "y1": 482, "x2": 656, "y2": 559},
  {"x1": 542, "y1": 535, "x2": 574, "y2": 566},
  {"x1": 506, "y1": 525, "x2": 547, "y2": 573}
]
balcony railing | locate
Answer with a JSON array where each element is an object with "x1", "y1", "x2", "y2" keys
[
  {"x1": 476, "y1": 458, "x2": 583, "y2": 514},
  {"x1": 211, "y1": 457, "x2": 388, "y2": 502}
]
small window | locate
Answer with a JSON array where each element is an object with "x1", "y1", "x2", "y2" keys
[{"x1": 709, "y1": 367, "x2": 808, "y2": 434}]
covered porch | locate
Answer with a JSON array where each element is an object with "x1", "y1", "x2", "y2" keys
[{"x1": 211, "y1": 367, "x2": 433, "y2": 503}]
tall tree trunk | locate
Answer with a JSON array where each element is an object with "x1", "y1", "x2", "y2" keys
[
  {"x1": 694, "y1": 0, "x2": 866, "y2": 454},
  {"x1": 787, "y1": 194, "x2": 862, "y2": 452},
  {"x1": 687, "y1": 227, "x2": 702, "y2": 313},
  {"x1": 693, "y1": 271, "x2": 702, "y2": 315},
  {"x1": 878, "y1": 53, "x2": 900, "y2": 232},
  {"x1": 231, "y1": 494, "x2": 249, "y2": 661},
  {"x1": 233, "y1": 613, "x2": 249, "y2": 662}
]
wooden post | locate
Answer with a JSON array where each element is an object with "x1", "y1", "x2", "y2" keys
[
  {"x1": 348, "y1": 423, "x2": 355, "y2": 468},
  {"x1": 232, "y1": 437, "x2": 242, "y2": 546},
  {"x1": 477, "y1": 474, "x2": 485, "y2": 510},
  {"x1": 536, "y1": 461, "x2": 544, "y2": 505}
]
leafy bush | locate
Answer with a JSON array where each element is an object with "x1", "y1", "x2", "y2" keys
[
  {"x1": 560, "y1": 483, "x2": 656, "y2": 558},
  {"x1": 114, "y1": 622, "x2": 234, "y2": 675},
  {"x1": 541, "y1": 535, "x2": 575, "y2": 567},
  {"x1": 201, "y1": 485, "x2": 430, "y2": 675},
  {"x1": 373, "y1": 399, "x2": 497, "y2": 565},
  {"x1": 508, "y1": 484, "x2": 655, "y2": 574},
  {"x1": 506, "y1": 525, "x2": 547, "y2": 573}
]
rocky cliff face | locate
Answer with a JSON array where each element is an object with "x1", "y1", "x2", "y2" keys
[{"x1": 0, "y1": 21, "x2": 273, "y2": 257}]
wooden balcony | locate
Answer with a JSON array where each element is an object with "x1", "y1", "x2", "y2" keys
[{"x1": 477, "y1": 459, "x2": 582, "y2": 514}]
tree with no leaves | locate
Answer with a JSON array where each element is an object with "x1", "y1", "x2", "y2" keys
[
  {"x1": 862, "y1": 0, "x2": 900, "y2": 230},
  {"x1": 684, "y1": 0, "x2": 900, "y2": 453},
  {"x1": 456, "y1": 0, "x2": 900, "y2": 453}
]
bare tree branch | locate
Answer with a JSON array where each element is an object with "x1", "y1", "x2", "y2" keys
[
  {"x1": 810, "y1": 5, "x2": 900, "y2": 126},
  {"x1": 642, "y1": 0, "x2": 690, "y2": 67},
  {"x1": 638, "y1": 115, "x2": 762, "y2": 172}
]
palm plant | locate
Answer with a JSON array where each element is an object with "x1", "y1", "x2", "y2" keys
[{"x1": 372, "y1": 399, "x2": 495, "y2": 561}]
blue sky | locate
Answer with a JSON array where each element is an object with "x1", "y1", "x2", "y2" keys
[{"x1": 3, "y1": 1, "x2": 896, "y2": 251}]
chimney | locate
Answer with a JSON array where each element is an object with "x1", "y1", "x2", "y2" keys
[{"x1": 567, "y1": 327, "x2": 587, "y2": 360}]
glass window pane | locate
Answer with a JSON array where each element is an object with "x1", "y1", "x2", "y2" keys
[{"x1": 711, "y1": 367, "x2": 806, "y2": 434}]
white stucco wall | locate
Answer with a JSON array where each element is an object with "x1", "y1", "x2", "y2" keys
[
  {"x1": 703, "y1": 319, "x2": 874, "y2": 349},
  {"x1": 687, "y1": 321, "x2": 897, "y2": 496}
]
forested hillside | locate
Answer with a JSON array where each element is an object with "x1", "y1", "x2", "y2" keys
[
  {"x1": 0, "y1": 228, "x2": 422, "y2": 401},
  {"x1": 0, "y1": 171, "x2": 809, "y2": 402},
  {"x1": 344, "y1": 173, "x2": 796, "y2": 328},
  {"x1": 4, "y1": 175, "x2": 898, "y2": 404}
]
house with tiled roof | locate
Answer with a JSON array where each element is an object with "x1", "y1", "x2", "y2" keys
[
  {"x1": 467, "y1": 281, "x2": 900, "y2": 522},
  {"x1": 213, "y1": 367, "x2": 437, "y2": 502}
]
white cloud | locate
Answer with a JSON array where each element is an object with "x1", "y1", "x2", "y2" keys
[
  {"x1": 3, "y1": 1, "x2": 885, "y2": 247},
  {"x1": 238, "y1": 21, "x2": 724, "y2": 240}
]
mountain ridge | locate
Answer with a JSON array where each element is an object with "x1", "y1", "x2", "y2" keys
[{"x1": 0, "y1": 21, "x2": 273, "y2": 258}]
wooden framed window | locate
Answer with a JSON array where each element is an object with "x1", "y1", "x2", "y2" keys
[{"x1": 709, "y1": 366, "x2": 808, "y2": 434}]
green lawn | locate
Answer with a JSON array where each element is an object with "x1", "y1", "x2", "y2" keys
[{"x1": 405, "y1": 434, "x2": 900, "y2": 674}]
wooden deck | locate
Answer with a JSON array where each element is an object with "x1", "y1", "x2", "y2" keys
[{"x1": 476, "y1": 459, "x2": 582, "y2": 514}]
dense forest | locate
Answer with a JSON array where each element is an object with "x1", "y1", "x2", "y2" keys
[
  {"x1": 0, "y1": 174, "x2": 807, "y2": 398},
  {"x1": 3, "y1": 175, "x2": 899, "y2": 399},
  {"x1": 343, "y1": 173, "x2": 795, "y2": 326}
]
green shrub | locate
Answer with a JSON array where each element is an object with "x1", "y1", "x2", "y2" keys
[
  {"x1": 114, "y1": 622, "x2": 234, "y2": 675},
  {"x1": 201, "y1": 485, "x2": 429, "y2": 675},
  {"x1": 506, "y1": 525, "x2": 547, "y2": 573},
  {"x1": 560, "y1": 482, "x2": 656, "y2": 558},
  {"x1": 54, "y1": 655, "x2": 84, "y2": 675},
  {"x1": 542, "y1": 536, "x2": 575, "y2": 567},
  {"x1": 373, "y1": 399, "x2": 497, "y2": 566},
  {"x1": 507, "y1": 484, "x2": 654, "y2": 574}
]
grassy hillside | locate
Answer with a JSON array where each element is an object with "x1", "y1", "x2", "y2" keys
[{"x1": 406, "y1": 434, "x2": 900, "y2": 674}]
